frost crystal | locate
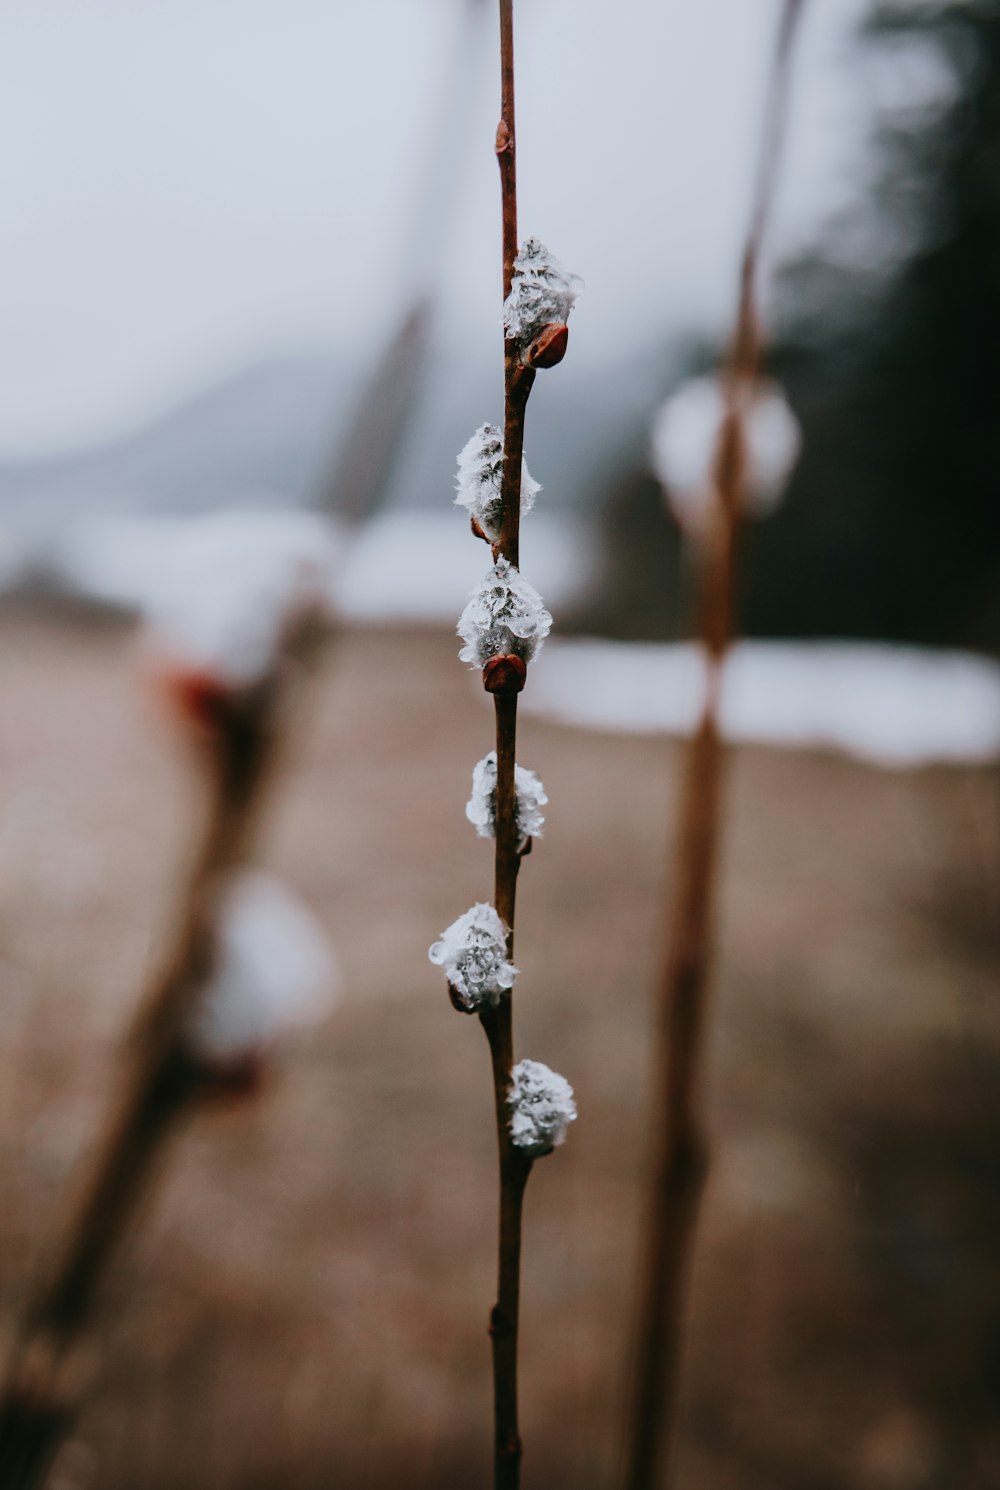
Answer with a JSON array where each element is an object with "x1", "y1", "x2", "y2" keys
[
  {"x1": 650, "y1": 374, "x2": 802, "y2": 531},
  {"x1": 428, "y1": 902, "x2": 516, "y2": 1011},
  {"x1": 185, "y1": 870, "x2": 338, "y2": 1062},
  {"x1": 466, "y1": 751, "x2": 547, "y2": 849},
  {"x1": 454, "y1": 424, "x2": 540, "y2": 543},
  {"x1": 502, "y1": 238, "x2": 582, "y2": 351},
  {"x1": 457, "y1": 558, "x2": 552, "y2": 669},
  {"x1": 508, "y1": 1059, "x2": 577, "y2": 1157}
]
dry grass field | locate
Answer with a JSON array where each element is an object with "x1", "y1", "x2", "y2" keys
[{"x1": 0, "y1": 613, "x2": 996, "y2": 1489}]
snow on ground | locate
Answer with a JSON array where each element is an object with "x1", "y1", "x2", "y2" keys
[
  {"x1": 38, "y1": 511, "x2": 1000, "y2": 768},
  {"x1": 522, "y1": 639, "x2": 1000, "y2": 768}
]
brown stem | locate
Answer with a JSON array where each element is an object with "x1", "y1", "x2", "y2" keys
[
  {"x1": 475, "y1": 6, "x2": 541, "y2": 1488},
  {"x1": 623, "y1": 6, "x2": 805, "y2": 1489},
  {"x1": 0, "y1": 674, "x2": 284, "y2": 1489}
]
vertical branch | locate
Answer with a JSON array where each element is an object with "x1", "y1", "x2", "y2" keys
[
  {"x1": 477, "y1": 5, "x2": 535, "y2": 1488},
  {"x1": 624, "y1": 5, "x2": 805, "y2": 1489}
]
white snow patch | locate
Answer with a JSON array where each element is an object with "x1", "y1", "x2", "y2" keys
[
  {"x1": 335, "y1": 511, "x2": 590, "y2": 624},
  {"x1": 522, "y1": 639, "x2": 1000, "y2": 768}
]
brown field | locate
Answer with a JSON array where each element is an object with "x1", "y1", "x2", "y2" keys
[{"x1": 0, "y1": 613, "x2": 997, "y2": 1490}]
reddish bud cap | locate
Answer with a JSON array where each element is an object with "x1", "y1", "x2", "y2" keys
[
  {"x1": 482, "y1": 653, "x2": 527, "y2": 695},
  {"x1": 524, "y1": 323, "x2": 569, "y2": 369}
]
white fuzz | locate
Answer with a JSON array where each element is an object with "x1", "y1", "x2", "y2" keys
[
  {"x1": 502, "y1": 238, "x2": 582, "y2": 350},
  {"x1": 457, "y1": 558, "x2": 553, "y2": 668},
  {"x1": 650, "y1": 374, "x2": 802, "y2": 531},
  {"x1": 144, "y1": 510, "x2": 338, "y2": 688},
  {"x1": 428, "y1": 902, "x2": 517, "y2": 1011},
  {"x1": 508, "y1": 1059, "x2": 577, "y2": 1157},
  {"x1": 454, "y1": 423, "x2": 540, "y2": 543},
  {"x1": 185, "y1": 870, "x2": 338, "y2": 1061},
  {"x1": 466, "y1": 751, "x2": 547, "y2": 849}
]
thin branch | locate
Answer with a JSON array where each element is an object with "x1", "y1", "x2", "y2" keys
[
  {"x1": 623, "y1": 6, "x2": 806, "y2": 1489},
  {"x1": 474, "y1": 6, "x2": 536, "y2": 1488}
]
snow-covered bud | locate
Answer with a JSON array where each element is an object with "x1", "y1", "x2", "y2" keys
[
  {"x1": 508, "y1": 1059, "x2": 577, "y2": 1158},
  {"x1": 184, "y1": 870, "x2": 338, "y2": 1064},
  {"x1": 466, "y1": 751, "x2": 547, "y2": 851},
  {"x1": 145, "y1": 511, "x2": 338, "y2": 707},
  {"x1": 428, "y1": 902, "x2": 516, "y2": 1013},
  {"x1": 650, "y1": 374, "x2": 801, "y2": 532},
  {"x1": 454, "y1": 424, "x2": 540, "y2": 544},
  {"x1": 457, "y1": 558, "x2": 552, "y2": 689},
  {"x1": 502, "y1": 238, "x2": 582, "y2": 366}
]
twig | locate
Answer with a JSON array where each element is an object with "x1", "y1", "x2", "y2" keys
[
  {"x1": 0, "y1": 666, "x2": 290, "y2": 1489},
  {"x1": 479, "y1": 10, "x2": 534, "y2": 1487},
  {"x1": 623, "y1": 6, "x2": 805, "y2": 1489}
]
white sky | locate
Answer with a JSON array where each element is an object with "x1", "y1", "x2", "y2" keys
[{"x1": 0, "y1": 0, "x2": 874, "y2": 458}]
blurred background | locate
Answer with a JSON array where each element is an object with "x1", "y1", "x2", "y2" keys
[{"x1": 0, "y1": 0, "x2": 998, "y2": 1486}]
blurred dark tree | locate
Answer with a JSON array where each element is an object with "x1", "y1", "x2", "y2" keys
[{"x1": 752, "y1": 0, "x2": 1000, "y2": 647}]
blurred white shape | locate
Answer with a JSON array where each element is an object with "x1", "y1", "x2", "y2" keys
[
  {"x1": 185, "y1": 869, "x2": 337, "y2": 1062},
  {"x1": 650, "y1": 374, "x2": 802, "y2": 531},
  {"x1": 335, "y1": 511, "x2": 592, "y2": 623},
  {"x1": 50, "y1": 507, "x2": 344, "y2": 687},
  {"x1": 523, "y1": 639, "x2": 1000, "y2": 768}
]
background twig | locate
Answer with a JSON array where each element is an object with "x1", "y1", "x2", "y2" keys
[{"x1": 624, "y1": 6, "x2": 805, "y2": 1488}]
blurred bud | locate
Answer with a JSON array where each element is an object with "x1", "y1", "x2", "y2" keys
[
  {"x1": 502, "y1": 238, "x2": 582, "y2": 364},
  {"x1": 183, "y1": 870, "x2": 338, "y2": 1065},
  {"x1": 428, "y1": 902, "x2": 516, "y2": 1013},
  {"x1": 143, "y1": 510, "x2": 339, "y2": 698},
  {"x1": 454, "y1": 423, "x2": 540, "y2": 544},
  {"x1": 508, "y1": 1058, "x2": 576, "y2": 1157},
  {"x1": 650, "y1": 374, "x2": 802, "y2": 532},
  {"x1": 457, "y1": 558, "x2": 552, "y2": 674}
]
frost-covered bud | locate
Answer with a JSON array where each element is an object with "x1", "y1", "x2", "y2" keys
[
  {"x1": 502, "y1": 238, "x2": 582, "y2": 364},
  {"x1": 508, "y1": 1059, "x2": 577, "y2": 1158},
  {"x1": 428, "y1": 902, "x2": 516, "y2": 1012},
  {"x1": 457, "y1": 558, "x2": 552, "y2": 682},
  {"x1": 144, "y1": 511, "x2": 338, "y2": 702},
  {"x1": 650, "y1": 374, "x2": 801, "y2": 532},
  {"x1": 454, "y1": 424, "x2": 540, "y2": 544},
  {"x1": 184, "y1": 870, "x2": 338, "y2": 1063},
  {"x1": 466, "y1": 751, "x2": 547, "y2": 850}
]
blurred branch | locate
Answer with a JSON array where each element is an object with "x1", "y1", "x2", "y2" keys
[
  {"x1": 623, "y1": 5, "x2": 806, "y2": 1489},
  {"x1": 0, "y1": 654, "x2": 303, "y2": 1489}
]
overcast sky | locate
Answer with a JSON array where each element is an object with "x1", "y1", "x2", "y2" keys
[{"x1": 0, "y1": 0, "x2": 877, "y2": 459}]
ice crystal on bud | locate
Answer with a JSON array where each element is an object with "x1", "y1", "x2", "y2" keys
[
  {"x1": 502, "y1": 238, "x2": 582, "y2": 352},
  {"x1": 454, "y1": 424, "x2": 540, "y2": 543},
  {"x1": 184, "y1": 870, "x2": 338, "y2": 1062},
  {"x1": 457, "y1": 558, "x2": 552, "y2": 669},
  {"x1": 650, "y1": 374, "x2": 802, "y2": 532},
  {"x1": 466, "y1": 751, "x2": 547, "y2": 849},
  {"x1": 428, "y1": 902, "x2": 516, "y2": 1011},
  {"x1": 508, "y1": 1059, "x2": 577, "y2": 1157}
]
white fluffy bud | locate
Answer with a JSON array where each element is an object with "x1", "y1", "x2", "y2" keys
[
  {"x1": 457, "y1": 558, "x2": 552, "y2": 669},
  {"x1": 502, "y1": 238, "x2": 582, "y2": 352},
  {"x1": 454, "y1": 424, "x2": 540, "y2": 544},
  {"x1": 466, "y1": 752, "x2": 547, "y2": 850},
  {"x1": 428, "y1": 902, "x2": 516, "y2": 1012},
  {"x1": 508, "y1": 1059, "x2": 577, "y2": 1157}
]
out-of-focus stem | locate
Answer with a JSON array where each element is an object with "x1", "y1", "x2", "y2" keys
[
  {"x1": 0, "y1": 675, "x2": 282, "y2": 1490},
  {"x1": 624, "y1": 5, "x2": 805, "y2": 1489}
]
